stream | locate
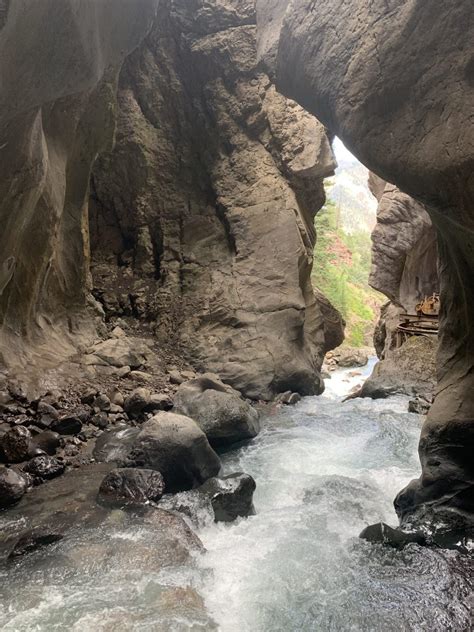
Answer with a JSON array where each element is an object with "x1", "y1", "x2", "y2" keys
[{"x1": 0, "y1": 360, "x2": 472, "y2": 631}]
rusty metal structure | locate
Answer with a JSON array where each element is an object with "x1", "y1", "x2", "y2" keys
[{"x1": 396, "y1": 293, "x2": 439, "y2": 347}]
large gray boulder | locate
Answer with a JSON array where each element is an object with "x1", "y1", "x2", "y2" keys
[
  {"x1": 173, "y1": 376, "x2": 260, "y2": 447},
  {"x1": 94, "y1": 413, "x2": 221, "y2": 493}
]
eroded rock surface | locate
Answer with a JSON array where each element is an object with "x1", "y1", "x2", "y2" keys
[
  {"x1": 0, "y1": 0, "x2": 159, "y2": 376},
  {"x1": 90, "y1": 0, "x2": 337, "y2": 401},
  {"x1": 257, "y1": 0, "x2": 474, "y2": 528}
]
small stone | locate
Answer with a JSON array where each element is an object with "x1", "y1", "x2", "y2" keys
[
  {"x1": 0, "y1": 467, "x2": 27, "y2": 508},
  {"x1": 111, "y1": 326, "x2": 126, "y2": 338},
  {"x1": 181, "y1": 370, "x2": 196, "y2": 381},
  {"x1": 23, "y1": 455, "x2": 65, "y2": 481},
  {"x1": 91, "y1": 413, "x2": 109, "y2": 429},
  {"x1": 129, "y1": 371, "x2": 153, "y2": 383},
  {"x1": 168, "y1": 370, "x2": 184, "y2": 385},
  {"x1": 110, "y1": 389, "x2": 124, "y2": 407},
  {"x1": 116, "y1": 366, "x2": 131, "y2": 378},
  {"x1": 2, "y1": 426, "x2": 32, "y2": 462},
  {"x1": 93, "y1": 394, "x2": 111, "y2": 412},
  {"x1": 123, "y1": 388, "x2": 151, "y2": 417},
  {"x1": 51, "y1": 416, "x2": 83, "y2": 436},
  {"x1": 80, "y1": 389, "x2": 97, "y2": 405}
]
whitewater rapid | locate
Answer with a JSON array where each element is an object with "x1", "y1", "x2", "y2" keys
[
  {"x1": 0, "y1": 360, "x2": 472, "y2": 630},
  {"x1": 197, "y1": 361, "x2": 473, "y2": 631}
]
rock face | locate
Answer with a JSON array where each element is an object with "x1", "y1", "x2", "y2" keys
[
  {"x1": 173, "y1": 376, "x2": 260, "y2": 447},
  {"x1": 369, "y1": 182, "x2": 438, "y2": 313},
  {"x1": 257, "y1": 0, "x2": 474, "y2": 527},
  {"x1": 90, "y1": 0, "x2": 337, "y2": 401},
  {"x1": 360, "y1": 337, "x2": 436, "y2": 400},
  {"x1": 0, "y1": 1, "x2": 159, "y2": 375}
]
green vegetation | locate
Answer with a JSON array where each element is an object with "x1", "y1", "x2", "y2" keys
[{"x1": 312, "y1": 195, "x2": 384, "y2": 347}]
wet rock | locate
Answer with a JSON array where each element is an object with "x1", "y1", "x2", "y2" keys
[
  {"x1": 23, "y1": 455, "x2": 65, "y2": 481},
  {"x1": 98, "y1": 468, "x2": 165, "y2": 506},
  {"x1": 5, "y1": 528, "x2": 64, "y2": 559},
  {"x1": 1, "y1": 426, "x2": 32, "y2": 462},
  {"x1": 51, "y1": 416, "x2": 83, "y2": 435},
  {"x1": 360, "y1": 337, "x2": 436, "y2": 400},
  {"x1": 200, "y1": 473, "x2": 256, "y2": 522},
  {"x1": 275, "y1": 391, "x2": 302, "y2": 405},
  {"x1": 408, "y1": 397, "x2": 431, "y2": 415},
  {"x1": 0, "y1": 467, "x2": 27, "y2": 508},
  {"x1": 31, "y1": 430, "x2": 61, "y2": 456},
  {"x1": 123, "y1": 388, "x2": 150, "y2": 418},
  {"x1": 331, "y1": 348, "x2": 368, "y2": 368},
  {"x1": 119, "y1": 412, "x2": 221, "y2": 493},
  {"x1": 359, "y1": 522, "x2": 426, "y2": 549},
  {"x1": 36, "y1": 401, "x2": 59, "y2": 428},
  {"x1": 173, "y1": 376, "x2": 260, "y2": 447},
  {"x1": 93, "y1": 426, "x2": 140, "y2": 463}
]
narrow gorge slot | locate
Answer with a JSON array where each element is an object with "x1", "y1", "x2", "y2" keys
[{"x1": 0, "y1": 1, "x2": 472, "y2": 631}]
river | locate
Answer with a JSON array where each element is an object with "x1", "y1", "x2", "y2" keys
[{"x1": 0, "y1": 360, "x2": 472, "y2": 630}]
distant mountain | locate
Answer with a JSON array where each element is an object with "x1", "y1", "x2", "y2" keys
[{"x1": 327, "y1": 139, "x2": 377, "y2": 235}]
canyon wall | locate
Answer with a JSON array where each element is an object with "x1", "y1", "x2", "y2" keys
[
  {"x1": 90, "y1": 0, "x2": 337, "y2": 400},
  {"x1": 0, "y1": 0, "x2": 159, "y2": 373},
  {"x1": 257, "y1": 0, "x2": 474, "y2": 528},
  {"x1": 0, "y1": 0, "x2": 338, "y2": 402}
]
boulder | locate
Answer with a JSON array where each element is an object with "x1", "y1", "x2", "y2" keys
[
  {"x1": 360, "y1": 522, "x2": 426, "y2": 549},
  {"x1": 408, "y1": 397, "x2": 431, "y2": 415},
  {"x1": 51, "y1": 415, "x2": 83, "y2": 436},
  {"x1": 332, "y1": 348, "x2": 368, "y2": 368},
  {"x1": 1, "y1": 426, "x2": 32, "y2": 462},
  {"x1": 88, "y1": 337, "x2": 149, "y2": 369},
  {"x1": 0, "y1": 467, "x2": 27, "y2": 508},
  {"x1": 31, "y1": 430, "x2": 61, "y2": 455},
  {"x1": 123, "y1": 388, "x2": 151, "y2": 417},
  {"x1": 23, "y1": 455, "x2": 65, "y2": 481},
  {"x1": 98, "y1": 468, "x2": 165, "y2": 506},
  {"x1": 173, "y1": 376, "x2": 260, "y2": 447},
  {"x1": 200, "y1": 473, "x2": 256, "y2": 522},
  {"x1": 120, "y1": 412, "x2": 221, "y2": 493},
  {"x1": 360, "y1": 337, "x2": 436, "y2": 399}
]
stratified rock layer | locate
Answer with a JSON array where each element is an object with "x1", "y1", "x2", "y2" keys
[
  {"x1": 91, "y1": 0, "x2": 336, "y2": 400},
  {"x1": 257, "y1": 0, "x2": 474, "y2": 527}
]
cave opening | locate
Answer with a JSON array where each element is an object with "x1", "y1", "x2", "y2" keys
[{"x1": 312, "y1": 137, "x2": 383, "y2": 357}]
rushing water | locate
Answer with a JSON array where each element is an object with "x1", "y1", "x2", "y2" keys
[{"x1": 0, "y1": 360, "x2": 472, "y2": 631}]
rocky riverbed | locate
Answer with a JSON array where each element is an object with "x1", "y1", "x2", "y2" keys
[{"x1": 0, "y1": 362, "x2": 472, "y2": 630}]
